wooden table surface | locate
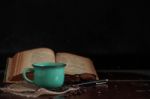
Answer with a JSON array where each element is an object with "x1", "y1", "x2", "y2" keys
[
  {"x1": 1, "y1": 81, "x2": 150, "y2": 99},
  {"x1": 0, "y1": 72, "x2": 150, "y2": 99}
]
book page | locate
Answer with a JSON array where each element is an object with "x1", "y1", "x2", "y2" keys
[
  {"x1": 20, "y1": 48, "x2": 55, "y2": 68},
  {"x1": 6, "y1": 48, "x2": 55, "y2": 82},
  {"x1": 56, "y1": 53, "x2": 99, "y2": 80}
]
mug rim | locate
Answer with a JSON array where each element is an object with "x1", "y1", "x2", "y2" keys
[{"x1": 32, "y1": 62, "x2": 66, "y2": 68}]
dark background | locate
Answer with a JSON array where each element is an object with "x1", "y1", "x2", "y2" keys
[{"x1": 1, "y1": 0, "x2": 150, "y2": 71}]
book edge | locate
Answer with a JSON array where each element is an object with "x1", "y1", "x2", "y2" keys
[{"x1": 3, "y1": 57, "x2": 12, "y2": 83}]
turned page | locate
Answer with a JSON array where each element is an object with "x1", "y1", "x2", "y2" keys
[
  {"x1": 5, "y1": 48, "x2": 55, "y2": 82},
  {"x1": 56, "y1": 52, "x2": 99, "y2": 80},
  {"x1": 18, "y1": 48, "x2": 55, "y2": 69}
]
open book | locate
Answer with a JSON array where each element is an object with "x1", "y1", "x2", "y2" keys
[{"x1": 4, "y1": 48, "x2": 99, "y2": 83}]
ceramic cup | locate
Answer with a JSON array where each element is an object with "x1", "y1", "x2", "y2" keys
[{"x1": 22, "y1": 62, "x2": 66, "y2": 89}]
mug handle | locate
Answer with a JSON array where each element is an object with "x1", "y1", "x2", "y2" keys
[{"x1": 22, "y1": 68, "x2": 34, "y2": 83}]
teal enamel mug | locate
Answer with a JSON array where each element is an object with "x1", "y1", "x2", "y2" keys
[{"x1": 22, "y1": 62, "x2": 66, "y2": 89}]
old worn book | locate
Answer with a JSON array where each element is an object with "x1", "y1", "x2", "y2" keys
[{"x1": 4, "y1": 48, "x2": 99, "y2": 83}]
